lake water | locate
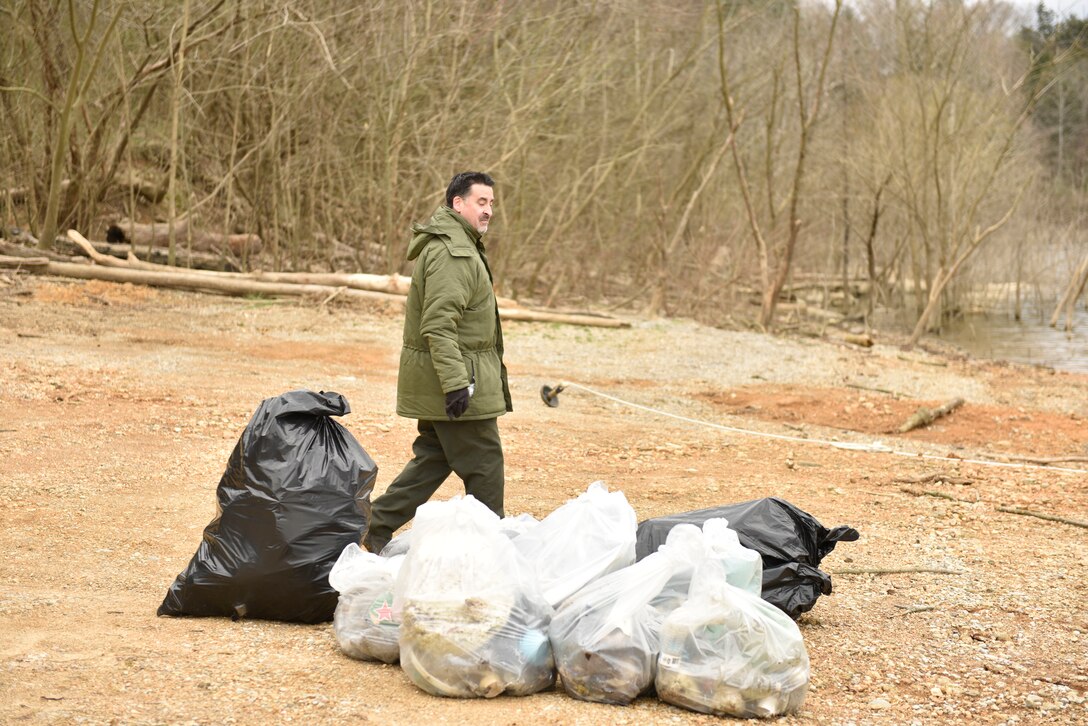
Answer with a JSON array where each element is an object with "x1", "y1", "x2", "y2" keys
[{"x1": 938, "y1": 304, "x2": 1088, "y2": 373}]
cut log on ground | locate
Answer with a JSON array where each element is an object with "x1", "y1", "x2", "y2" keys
[
  {"x1": 64, "y1": 237, "x2": 237, "y2": 271},
  {"x1": 497, "y1": 307, "x2": 628, "y2": 328},
  {"x1": 66, "y1": 231, "x2": 465, "y2": 299},
  {"x1": 106, "y1": 217, "x2": 262, "y2": 257},
  {"x1": 250, "y1": 271, "x2": 412, "y2": 295},
  {"x1": 65, "y1": 230, "x2": 241, "y2": 276},
  {"x1": 26, "y1": 260, "x2": 405, "y2": 304},
  {"x1": 0, "y1": 254, "x2": 51, "y2": 269},
  {"x1": 26, "y1": 243, "x2": 632, "y2": 328},
  {"x1": 842, "y1": 333, "x2": 874, "y2": 347},
  {"x1": 0, "y1": 240, "x2": 81, "y2": 263},
  {"x1": 897, "y1": 397, "x2": 965, "y2": 433}
]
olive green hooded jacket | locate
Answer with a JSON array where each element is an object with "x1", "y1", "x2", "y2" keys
[{"x1": 396, "y1": 205, "x2": 512, "y2": 421}]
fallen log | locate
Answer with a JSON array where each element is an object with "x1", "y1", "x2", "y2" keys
[
  {"x1": 498, "y1": 307, "x2": 628, "y2": 328},
  {"x1": 898, "y1": 397, "x2": 965, "y2": 433},
  {"x1": 27, "y1": 248, "x2": 632, "y2": 328},
  {"x1": 251, "y1": 270, "x2": 411, "y2": 295},
  {"x1": 57, "y1": 234, "x2": 238, "y2": 271},
  {"x1": 841, "y1": 333, "x2": 874, "y2": 348},
  {"x1": 0, "y1": 239, "x2": 81, "y2": 263},
  {"x1": 106, "y1": 216, "x2": 262, "y2": 256},
  {"x1": 27, "y1": 261, "x2": 406, "y2": 304},
  {"x1": 68, "y1": 230, "x2": 418, "y2": 295},
  {"x1": 0, "y1": 254, "x2": 50, "y2": 269},
  {"x1": 66, "y1": 229, "x2": 242, "y2": 277}
]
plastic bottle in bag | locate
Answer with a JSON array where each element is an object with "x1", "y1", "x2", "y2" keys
[{"x1": 702, "y1": 518, "x2": 762, "y2": 596}]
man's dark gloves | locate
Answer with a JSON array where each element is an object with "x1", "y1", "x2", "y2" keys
[{"x1": 445, "y1": 387, "x2": 471, "y2": 419}]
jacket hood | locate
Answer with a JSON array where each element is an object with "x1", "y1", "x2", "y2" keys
[{"x1": 407, "y1": 206, "x2": 481, "y2": 261}]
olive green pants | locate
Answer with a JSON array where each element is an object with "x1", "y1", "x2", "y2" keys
[{"x1": 363, "y1": 417, "x2": 504, "y2": 553}]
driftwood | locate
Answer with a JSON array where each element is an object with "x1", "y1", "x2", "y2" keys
[
  {"x1": 898, "y1": 397, "x2": 965, "y2": 433},
  {"x1": 106, "y1": 216, "x2": 262, "y2": 257}
]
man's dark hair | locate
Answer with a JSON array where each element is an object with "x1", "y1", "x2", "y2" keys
[{"x1": 445, "y1": 171, "x2": 495, "y2": 208}]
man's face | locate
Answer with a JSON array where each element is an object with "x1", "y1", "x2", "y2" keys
[{"x1": 452, "y1": 183, "x2": 495, "y2": 234}]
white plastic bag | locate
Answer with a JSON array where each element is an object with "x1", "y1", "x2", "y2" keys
[
  {"x1": 513, "y1": 481, "x2": 636, "y2": 607},
  {"x1": 379, "y1": 512, "x2": 539, "y2": 558},
  {"x1": 329, "y1": 543, "x2": 404, "y2": 663},
  {"x1": 549, "y1": 523, "x2": 705, "y2": 704},
  {"x1": 395, "y1": 496, "x2": 555, "y2": 698},
  {"x1": 702, "y1": 517, "x2": 763, "y2": 596},
  {"x1": 656, "y1": 559, "x2": 809, "y2": 718}
]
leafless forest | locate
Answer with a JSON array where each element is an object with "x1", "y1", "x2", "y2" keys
[{"x1": 2, "y1": 0, "x2": 1086, "y2": 339}]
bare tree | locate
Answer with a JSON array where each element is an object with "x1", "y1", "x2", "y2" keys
[{"x1": 716, "y1": 0, "x2": 844, "y2": 329}]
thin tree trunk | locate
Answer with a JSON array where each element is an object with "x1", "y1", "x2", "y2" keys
[{"x1": 166, "y1": 0, "x2": 192, "y2": 266}]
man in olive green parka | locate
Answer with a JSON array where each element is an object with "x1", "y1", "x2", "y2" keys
[{"x1": 363, "y1": 171, "x2": 511, "y2": 554}]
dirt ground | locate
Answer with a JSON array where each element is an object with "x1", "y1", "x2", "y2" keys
[{"x1": 2, "y1": 276, "x2": 1087, "y2": 726}]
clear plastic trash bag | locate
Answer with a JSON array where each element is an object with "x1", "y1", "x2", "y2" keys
[
  {"x1": 701, "y1": 518, "x2": 762, "y2": 596},
  {"x1": 329, "y1": 543, "x2": 405, "y2": 663},
  {"x1": 379, "y1": 511, "x2": 539, "y2": 558},
  {"x1": 549, "y1": 523, "x2": 705, "y2": 705},
  {"x1": 395, "y1": 496, "x2": 555, "y2": 698},
  {"x1": 656, "y1": 558, "x2": 810, "y2": 718},
  {"x1": 513, "y1": 481, "x2": 637, "y2": 608}
]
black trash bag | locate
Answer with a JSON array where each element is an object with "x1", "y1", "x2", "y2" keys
[
  {"x1": 635, "y1": 497, "x2": 858, "y2": 620},
  {"x1": 158, "y1": 390, "x2": 377, "y2": 623}
]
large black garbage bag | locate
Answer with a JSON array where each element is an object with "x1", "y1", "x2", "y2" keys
[
  {"x1": 635, "y1": 498, "x2": 858, "y2": 619},
  {"x1": 158, "y1": 390, "x2": 377, "y2": 623}
]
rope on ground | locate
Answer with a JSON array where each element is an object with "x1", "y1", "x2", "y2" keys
[{"x1": 557, "y1": 381, "x2": 1088, "y2": 476}]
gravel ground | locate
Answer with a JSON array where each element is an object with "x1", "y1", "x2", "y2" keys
[{"x1": 1, "y1": 277, "x2": 1086, "y2": 725}]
